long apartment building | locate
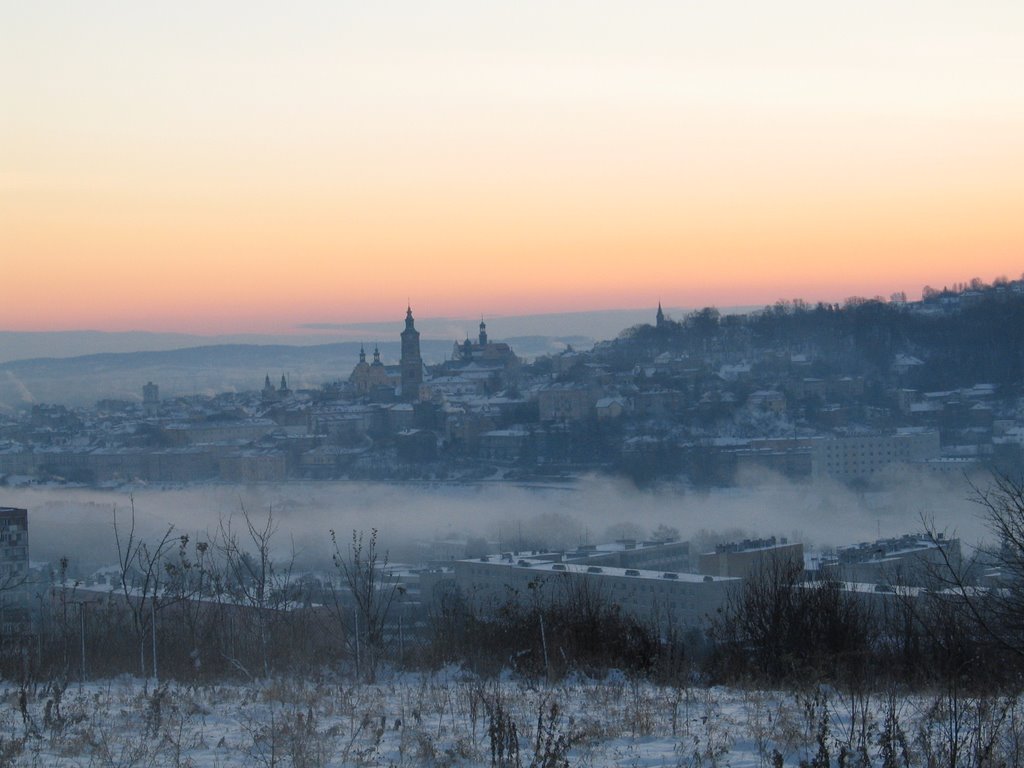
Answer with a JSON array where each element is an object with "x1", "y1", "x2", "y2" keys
[
  {"x1": 697, "y1": 536, "x2": 805, "y2": 579},
  {"x1": 443, "y1": 551, "x2": 737, "y2": 632},
  {"x1": 811, "y1": 428, "x2": 940, "y2": 481},
  {"x1": 822, "y1": 532, "x2": 961, "y2": 587}
]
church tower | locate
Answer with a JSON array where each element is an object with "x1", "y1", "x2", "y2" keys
[
  {"x1": 656, "y1": 302, "x2": 665, "y2": 329},
  {"x1": 400, "y1": 306, "x2": 423, "y2": 401},
  {"x1": 478, "y1": 318, "x2": 488, "y2": 346}
]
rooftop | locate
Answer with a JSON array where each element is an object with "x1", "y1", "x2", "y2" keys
[
  {"x1": 462, "y1": 554, "x2": 735, "y2": 584},
  {"x1": 708, "y1": 536, "x2": 795, "y2": 555}
]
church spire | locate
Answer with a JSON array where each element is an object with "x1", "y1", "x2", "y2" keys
[{"x1": 400, "y1": 303, "x2": 423, "y2": 401}]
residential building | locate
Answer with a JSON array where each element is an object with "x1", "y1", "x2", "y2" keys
[
  {"x1": 697, "y1": 537, "x2": 804, "y2": 579},
  {"x1": 0, "y1": 507, "x2": 30, "y2": 636},
  {"x1": 446, "y1": 552, "x2": 736, "y2": 631},
  {"x1": 811, "y1": 429, "x2": 940, "y2": 481},
  {"x1": 823, "y1": 533, "x2": 961, "y2": 587}
]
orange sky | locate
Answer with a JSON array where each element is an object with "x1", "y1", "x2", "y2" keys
[{"x1": 2, "y1": 3, "x2": 1022, "y2": 334}]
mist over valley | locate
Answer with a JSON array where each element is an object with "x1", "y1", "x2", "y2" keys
[{"x1": 8, "y1": 470, "x2": 986, "y2": 577}]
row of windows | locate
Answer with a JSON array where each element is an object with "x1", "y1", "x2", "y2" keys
[
  {"x1": 464, "y1": 568, "x2": 704, "y2": 594},
  {"x1": 463, "y1": 576, "x2": 710, "y2": 603},
  {"x1": 467, "y1": 585, "x2": 701, "y2": 614},
  {"x1": 824, "y1": 449, "x2": 894, "y2": 457}
]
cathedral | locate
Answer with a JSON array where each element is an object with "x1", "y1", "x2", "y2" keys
[
  {"x1": 345, "y1": 308, "x2": 518, "y2": 402},
  {"x1": 347, "y1": 306, "x2": 424, "y2": 401},
  {"x1": 262, "y1": 373, "x2": 291, "y2": 403},
  {"x1": 348, "y1": 345, "x2": 391, "y2": 397}
]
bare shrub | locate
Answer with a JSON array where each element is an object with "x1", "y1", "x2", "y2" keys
[
  {"x1": 710, "y1": 559, "x2": 874, "y2": 686},
  {"x1": 876, "y1": 686, "x2": 912, "y2": 768},
  {"x1": 676, "y1": 687, "x2": 734, "y2": 768},
  {"x1": 529, "y1": 699, "x2": 575, "y2": 768},
  {"x1": 483, "y1": 688, "x2": 521, "y2": 768}
]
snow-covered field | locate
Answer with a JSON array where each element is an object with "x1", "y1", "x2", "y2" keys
[{"x1": 1, "y1": 670, "x2": 1020, "y2": 767}]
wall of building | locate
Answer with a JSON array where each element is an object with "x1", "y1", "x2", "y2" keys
[
  {"x1": 697, "y1": 540, "x2": 805, "y2": 579},
  {"x1": 450, "y1": 557, "x2": 736, "y2": 631},
  {"x1": 0, "y1": 507, "x2": 30, "y2": 635},
  {"x1": 811, "y1": 430, "x2": 940, "y2": 480}
]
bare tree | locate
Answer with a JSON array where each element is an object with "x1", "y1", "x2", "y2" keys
[
  {"x1": 329, "y1": 528, "x2": 398, "y2": 682},
  {"x1": 923, "y1": 474, "x2": 1024, "y2": 665},
  {"x1": 113, "y1": 497, "x2": 177, "y2": 679},
  {"x1": 216, "y1": 504, "x2": 295, "y2": 678},
  {"x1": 161, "y1": 533, "x2": 213, "y2": 676},
  {"x1": 973, "y1": 474, "x2": 1024, "y2": 652}
]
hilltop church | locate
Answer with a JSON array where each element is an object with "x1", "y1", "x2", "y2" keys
[
  {"x1": 348, "y1": 306, "x2": 426, "y2": 402},
  {"x1": 451, "y1": 319, "x2": 517, "y2": 367},
  {"x1": 347, "y1": 345, "x2": 392, "y2": 397},
  {"x1": 346, "y1": 309, "x2": 518, "y2": 402}
]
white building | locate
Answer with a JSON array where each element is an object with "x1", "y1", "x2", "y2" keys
[
  {"x1": 445, "y1": 553, "x2": 737, "y2": 632},
  {"x1": 811, "y1": 429, "x2": 940, "y2": 481}
]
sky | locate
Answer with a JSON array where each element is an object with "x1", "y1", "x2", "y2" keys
[{"x1": 3, "y1": 2, "x2": 1023, "y2": 334}]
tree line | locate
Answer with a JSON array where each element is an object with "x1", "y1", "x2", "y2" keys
[{"x1": 612, "y1": 288, "x2": 1024, "y2": 391}]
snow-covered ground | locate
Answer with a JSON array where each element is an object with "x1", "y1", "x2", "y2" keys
[{"x1": 1, "y1": 669, "x2": 1021, "y2": 767}]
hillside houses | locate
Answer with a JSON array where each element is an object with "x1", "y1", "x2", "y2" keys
[{"x1": 2, "y1": 286, "x2": 1023, "y2": 486}]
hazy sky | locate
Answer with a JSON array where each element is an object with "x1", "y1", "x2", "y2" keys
[{"x1": 3, "y1": 2, "x2": 1022, "y2": 334}]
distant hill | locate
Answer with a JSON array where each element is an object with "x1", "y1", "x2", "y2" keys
[
  {"x1": 0, "y1": 335, "x2": 589, "y2": 411},
  {"x1": 0, "y1": 307, "x2": 699, "y2": 364},
  {"x1": 0, "y1": 330, "x2": 349, "y2": 364},
  {"x1": 1, "y1": 305, "x2": 800, "y2": 411},
  {"x1": 0, "y1": 307, "x2": 667, "y2": 410},
  {"x1": 0, "y1": 341, "x2": 414, "y2": 410}
]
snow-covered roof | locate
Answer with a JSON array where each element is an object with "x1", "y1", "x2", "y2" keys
[{"x1": 462, "y1": 555, "x2": 736, "y2": 584}]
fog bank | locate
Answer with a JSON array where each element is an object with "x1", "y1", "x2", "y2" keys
[{"x1": 3, "y1": 468, "x2": 989, "y2": 573}]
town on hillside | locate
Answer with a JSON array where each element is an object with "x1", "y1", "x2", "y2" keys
[{"x1": 1, "y1": 277, "x2": 1023, "y2": 488}]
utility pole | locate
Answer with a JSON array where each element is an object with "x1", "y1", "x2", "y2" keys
[
  {"x1": 354, "y1": 605, "x2": 360, "y2": 681},
  {"x1": 79, "y1": 602, "x2": 86, "y2": 688},
  {"x1": 539, "y1": 612, "x2": 549, "y2": 680},
  {"x1": 151, "y1": 599, "x2": 157, "y2": 682}
]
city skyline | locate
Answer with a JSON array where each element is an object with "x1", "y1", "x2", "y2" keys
[{"x1": 3, "y1": 2, "x2": 1022, "y2": 334}]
